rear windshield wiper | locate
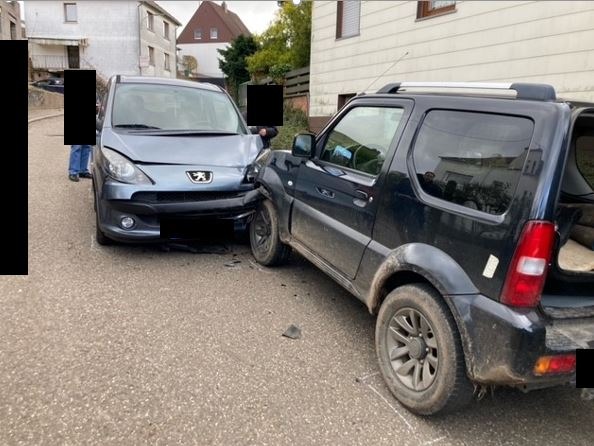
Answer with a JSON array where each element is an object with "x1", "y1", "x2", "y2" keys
[{"x1": 114, "y1": 124, "x2": 161, "y2": 129}]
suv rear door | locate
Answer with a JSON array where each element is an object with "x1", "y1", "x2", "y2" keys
[{"x1": 290, "y1": 98, "x2": 413, "y2": 279}]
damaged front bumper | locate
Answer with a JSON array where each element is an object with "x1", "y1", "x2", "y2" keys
[{"x1": 97, "y1": 187, "x2": 264, "y2": 243}]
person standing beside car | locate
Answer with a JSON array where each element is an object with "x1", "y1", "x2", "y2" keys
[
  {"x1": 250, "y1": 125, "x2": 278, "y2": 149},
  {"x1": 68, "y1": 145, "x2": 92, "y2": 182},
  {"x1": 241, "y1": 110, "x2": 278, "y2": 149}
]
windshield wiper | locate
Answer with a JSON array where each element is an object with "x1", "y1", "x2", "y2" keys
[{"x1": 114, "y1": 124, "x2": 161, "y2": 129}]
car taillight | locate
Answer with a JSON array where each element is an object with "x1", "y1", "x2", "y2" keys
[
  {"x1": 501, "y1": 220, "x2": 556, "y2": 308},
  {"x1": 534, "y1": 354, "x2": 576, "y2": 375}
]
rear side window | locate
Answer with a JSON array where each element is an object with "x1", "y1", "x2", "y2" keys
[{"x1": 412, "y1": 110, "x2": 534, "y2": 215}]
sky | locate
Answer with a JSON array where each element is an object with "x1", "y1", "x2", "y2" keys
[{"x1": 154, "y1": 1, "x2": 281, "y2": 36}]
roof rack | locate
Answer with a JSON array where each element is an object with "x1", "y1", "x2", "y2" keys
[{"x1": 376, "y1": 82, "x2": 556, "y2": 102}]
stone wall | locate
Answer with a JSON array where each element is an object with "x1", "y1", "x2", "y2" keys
[{"x1": 28, "y1": 86, "x2": 64, "y2": 109}]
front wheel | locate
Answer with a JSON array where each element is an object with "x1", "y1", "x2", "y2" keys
[
  {"x1": 375, "y1": 283, "x2": 474, "y2": 415},
  {"x1": 249, "y1": 199, "x2": 290, "y2": 266}
]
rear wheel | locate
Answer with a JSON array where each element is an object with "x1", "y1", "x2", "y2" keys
[
  {"x1": 376, "y1": 283, "x2": 473, "y2": 415},
  {"x1": 249, "y1": 199, "x2": 290, "y2": 266}
]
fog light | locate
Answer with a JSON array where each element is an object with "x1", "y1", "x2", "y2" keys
[{"x1": 120, "y1": 217, "x2": 135, "y2": 229}]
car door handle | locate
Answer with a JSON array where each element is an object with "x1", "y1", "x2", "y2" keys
[
  {"x1": 354, "y1": 190, "x2": 368, "y2": 200},
  {"x1": 316, "y1": 187, "x2": 335, "y2": 199},
  {"x1": 353, "y1": 189, "x2": 371, "y2": 208}
]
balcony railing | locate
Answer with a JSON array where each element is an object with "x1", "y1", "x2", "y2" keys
[{"x1": 30, "y1": 55, "x2": 70, "y2": 70}]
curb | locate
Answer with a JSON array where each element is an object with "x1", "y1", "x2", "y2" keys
[{"x1": 28, "y1": 111, "x2": 64, "y2": 124}]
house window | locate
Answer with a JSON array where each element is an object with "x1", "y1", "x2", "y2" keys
[
  {"x1": 147, "y1": 11, "x2": 154, "y2": 31},
  {"x1": 10, "y1": 21, "x2": 17, "y2": 40},
  {"x1": 417, "y1": 1, "x2": 456, "y2": 19},
  {"x1": 163, "y1": 21, "x2": 170, "y2": 40},
  {"x1": 337, "y1": 93, "x2": 356, "y2": 110},
  {"x1": 210, "y1": 27, "x2": 218, "y2": 39},
  {"x1": 164, "y1": 53, "x2": 170, "y2": 71},
  {"x1": 64, "y1": 3, "x2": 77, "y2": 22},
  {"x1": 194, "y1": 28, "x2": 202, "y2": 40},
  {"x1": 336, "y1": 1, "x2": 360, "y2": 39},
  {"x1": 148, "y1": 46, "x2": 155, "y2": 66}
]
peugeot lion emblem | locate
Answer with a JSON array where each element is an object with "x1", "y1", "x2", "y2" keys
[{"x1": 187, "y1": 171, "x2": 213, "y2": 184}]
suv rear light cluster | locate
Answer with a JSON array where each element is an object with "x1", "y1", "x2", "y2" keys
[
  {"x1": 501, "y1": 220, "x2": 556, "y2": 308},
  {"x1": 533, "y1": 354, "x2": 576, "y2": 376}
]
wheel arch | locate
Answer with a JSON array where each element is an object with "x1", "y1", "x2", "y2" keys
[
  {"x1": 255, "y1": 164, "x2": 294, "y2": 242},
  {"x1": 367, "y1": 243, "x2": 480, "y2": 381}
]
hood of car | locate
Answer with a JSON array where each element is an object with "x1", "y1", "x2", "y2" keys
[{"x1": 101, "y1": 130, "x2": 263, "y2": 167}]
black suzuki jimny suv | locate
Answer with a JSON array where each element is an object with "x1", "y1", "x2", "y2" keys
[{"x1": 248, "y1": 82, "x2": 594, "y2": 415}]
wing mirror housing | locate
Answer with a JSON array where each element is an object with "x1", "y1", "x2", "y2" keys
[{"x1": 292, "y1": 133, "x2": 315, "y2": 158}]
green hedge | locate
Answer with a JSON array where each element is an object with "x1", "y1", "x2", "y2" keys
[{"x1": 270, "y1": 104, "x2": 309, "y2": 150}]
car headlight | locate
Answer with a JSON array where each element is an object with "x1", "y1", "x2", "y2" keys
[
  {"x1": 101, "y1": 147, "x2": 152, "y2": 184},
  {"x1": 244, "y1": 163, "x2": 260, "y2": 183}
]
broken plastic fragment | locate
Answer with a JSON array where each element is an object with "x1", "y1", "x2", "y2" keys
[{"x1": 282, "y1": 324, "x2": 302, "y2": 340}]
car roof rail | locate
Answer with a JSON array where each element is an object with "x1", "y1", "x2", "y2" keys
[{"x1": 376, "y1": 82, "x2": 557, "y2": 101}]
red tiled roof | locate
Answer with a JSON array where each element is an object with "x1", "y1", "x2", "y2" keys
[
  {"x1": 210, "y1": 1, "x2": 251, "y2": 36},
  {"x1": 177, "y1": 1, "x2": 251, "y2": 45}
]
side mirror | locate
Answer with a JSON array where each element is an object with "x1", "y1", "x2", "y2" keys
[{"x1": 292, "y1": 133, "x2": 315, "y2": 158}]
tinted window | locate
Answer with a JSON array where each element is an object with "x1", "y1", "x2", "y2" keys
[
  {"x1": 576, "y1": 135, "x2": 594, "y2": 189},
  {"x1": 320, "y1": 106, "x2": 403, "y2": 175},
  {"x1": 412, "y1": 110, "x2": 534, "y2": 215}
]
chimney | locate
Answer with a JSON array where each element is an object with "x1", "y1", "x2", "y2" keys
[{"x1": 222, "y1": 1, "x2": 227, "y2": 13}]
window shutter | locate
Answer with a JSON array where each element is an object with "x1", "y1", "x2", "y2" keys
[{"x1": 341, "y1": 1, "x2": 360, "y2": 38}]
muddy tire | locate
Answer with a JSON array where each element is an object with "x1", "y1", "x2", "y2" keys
[
  {"x1": 249, "y1": 200, "x2": 290, "y2": 266},
  {"x1": 376, "y1": 283, "x2": 473, "y2": 415}
]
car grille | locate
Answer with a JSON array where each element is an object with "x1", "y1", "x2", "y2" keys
[{"x1": 132, "y1": 191, "x2": 245, "y2": 203}]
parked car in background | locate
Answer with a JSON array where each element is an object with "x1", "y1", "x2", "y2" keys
[
  {"x1": 92, "y1": 75, "x2": 264, "y2": 245},
  {"x1": 249, "y1": 82, "x2": 594, "y2": 415},
  {"x1": 32, "y1": 77, "x2": 64, "y2": 94}
]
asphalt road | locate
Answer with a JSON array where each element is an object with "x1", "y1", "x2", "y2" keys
[{"x1": 1, "y1": 115, "x2": 592, "y2": 445}]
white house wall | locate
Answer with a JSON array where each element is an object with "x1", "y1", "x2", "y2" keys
[
  {"x1": 177, "y1": 42, "x2": 230, "y2": 78},
  {"x1": 310, "y1": 0, "x2": 594, "y2": 117},
  {"x1": 139, "y1": 4, "x2": 178, "y2": 78},
  {"x1": 25, "y1": 1, "x2": 140, "y2": 78}
]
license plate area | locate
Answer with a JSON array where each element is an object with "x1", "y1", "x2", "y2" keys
[{"x1": 160, "y1": 217, "x2": 235, "y2": 241}]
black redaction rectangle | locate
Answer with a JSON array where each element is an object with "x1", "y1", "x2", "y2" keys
[
  {"x1": 64, "y1": 69, "x2": 96, "y2": 145},
  {"x1": 1, "y1": 40, "x2": 27, "y2": 275},
  {"x1": 576, "y1": 349, "x2": 594, "y2": 388}
]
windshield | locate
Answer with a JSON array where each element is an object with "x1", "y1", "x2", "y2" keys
[{"x1": 111, "y1": 83, "x2": 247, "y2": 133}]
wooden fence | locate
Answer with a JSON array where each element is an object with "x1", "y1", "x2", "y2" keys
[{"x1": 239, "y1": 66, "x2": 310, "y2": 111}]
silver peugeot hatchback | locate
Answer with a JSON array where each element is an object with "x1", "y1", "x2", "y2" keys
[{"x1": 93, "y1": 75, "x2": 264, "y2": 244}]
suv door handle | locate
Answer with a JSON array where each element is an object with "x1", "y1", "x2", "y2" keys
[
  {"x1": 316, "y1": 187, "x2": 335, "y2": 199},
  {"x1": 354, "y1": 190, "x2": 368, "y2": 200}
]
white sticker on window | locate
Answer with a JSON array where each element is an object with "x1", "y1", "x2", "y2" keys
[{"x1": 482, "y1": 255, "x2": 499, "y2": 279}]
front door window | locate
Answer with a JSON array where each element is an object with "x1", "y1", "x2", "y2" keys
[{"x1": 320, "y1": 106, "x2": 404, "y2": 175}]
